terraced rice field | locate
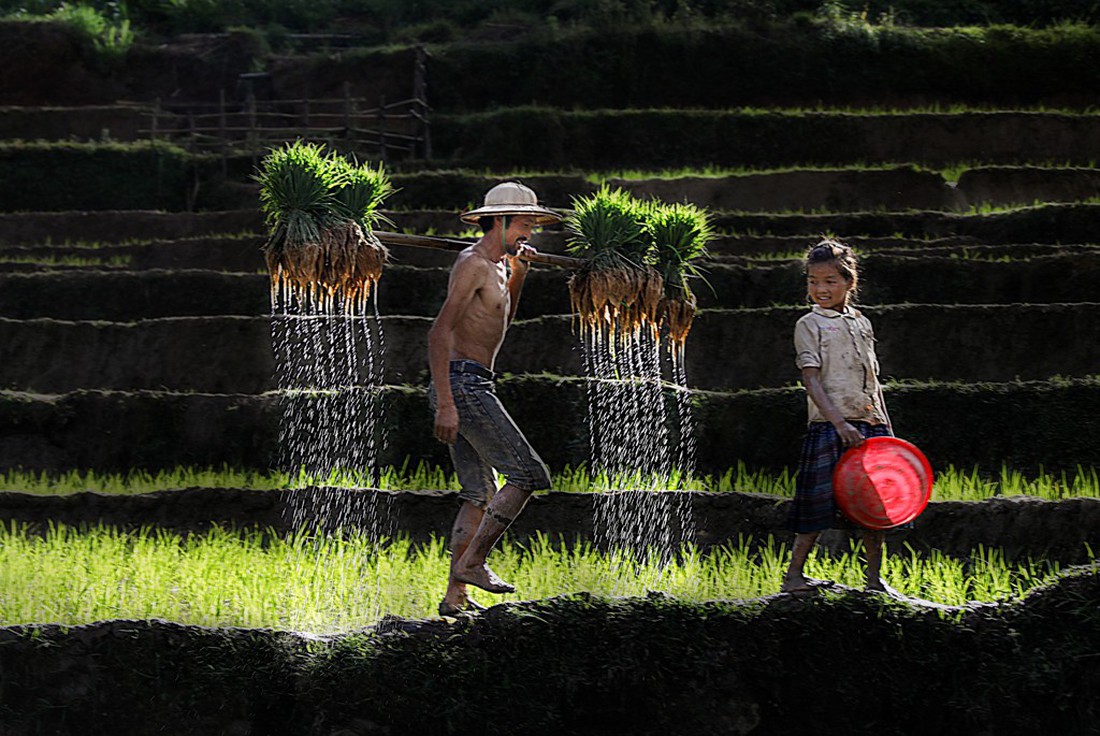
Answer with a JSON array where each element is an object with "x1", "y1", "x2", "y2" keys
[{"x1": 3, "y1": 22, "x2": 1100, "y2": 733}]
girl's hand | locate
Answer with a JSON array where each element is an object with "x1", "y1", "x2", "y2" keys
[{"x1": 834, "y1": 420, "x2": 864, "y2": 448}]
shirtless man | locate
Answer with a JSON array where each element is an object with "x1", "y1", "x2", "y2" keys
[{"x1": 428, "y1": 182, "x2": 561, "y2": 616}]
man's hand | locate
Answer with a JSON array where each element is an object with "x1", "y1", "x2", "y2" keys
[
  {"x1": 506, "y1": 242, "x2": 537, "y2": 275},
  {"x1": 435, "y1": 403, "x2": 459, "y2": 445}
]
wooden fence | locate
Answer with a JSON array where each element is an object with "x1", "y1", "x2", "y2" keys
[{"x1": 142, "y1": 48, "x2": 431, "y2": 165}]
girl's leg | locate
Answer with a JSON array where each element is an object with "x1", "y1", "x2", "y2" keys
[
  {"x1": 862, "y1": 529, "x2": 894, "y2": 593},
  {"x1": 782, "y1": 531, "x2": 821, "y2": 592}
]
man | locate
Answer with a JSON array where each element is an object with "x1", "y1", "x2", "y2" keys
[{"x1": 428, "y1": 181, "x2": 562, "y2": 616}]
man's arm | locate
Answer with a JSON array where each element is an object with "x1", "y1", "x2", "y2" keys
[
  {"x1": 504, "y1": 244, "x2": 535, "y2": 325},
  {"x1": 428, "y1": 255, "x2": 483, "y2": 444}
]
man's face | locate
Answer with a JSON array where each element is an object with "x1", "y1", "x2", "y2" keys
[{"x1": 502, "y1": 215, "x2": 538, "y2": 253}]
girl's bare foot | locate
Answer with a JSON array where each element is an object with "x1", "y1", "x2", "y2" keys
[
  {"x1": 865, "y1": 578, "x2": 904, "y2": 598},
  {"x1": 781, "y1": 573, "x2": 816, "y2": 593}
]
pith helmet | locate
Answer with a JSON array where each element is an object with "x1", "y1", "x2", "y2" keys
[{"x1": 460, "y1": 181, "x2": 562, "y2": 225}]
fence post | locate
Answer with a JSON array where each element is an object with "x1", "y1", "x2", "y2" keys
[
  {"x1": 302, "y1": 97, "x2": 311, "y2": 140},
  {"x1": 247, "y1": 88, "x2": 258, "y2": 167},
  {"x1": 187, "y1": 110, "x2": 197, "y2": 153},
  {"x1": 414, "y1": 45, "x2": 431, "y2": 160},
  {"x1": 377, "y1": 95, "x2": 387, "y2": 163},
  {"x1": 218, "y1": 89, "x2": 228, "y2": 177},
  {"x1": 150, "y1": 97, "x2": 160, "y2": 144},
  {"x1": 343, "y1": 81, "x2": 353, "y2": 144}
]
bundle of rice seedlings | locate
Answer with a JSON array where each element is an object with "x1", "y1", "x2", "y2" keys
[
  {"x1": 565, "y1": 186, "x2": 663, "y2": 340},
  {"x1": 256, "y1": 141, "x2": 392, "y2": 310},
  {"x1": 648, "y1": 201, "x2": 712, "y2": 352}
]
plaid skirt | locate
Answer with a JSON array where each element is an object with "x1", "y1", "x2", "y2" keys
[{"x1": 788, "y1": 421, "x2": 893, "y2": 533}]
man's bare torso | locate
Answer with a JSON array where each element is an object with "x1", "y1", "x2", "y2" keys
[{"x1": 450, "y1": 248, "x2": 510, "y2": 369}]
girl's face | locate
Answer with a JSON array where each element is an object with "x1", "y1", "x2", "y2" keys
[{"x1": 806, "y1": 261, "x2": 853, "y2": 311}]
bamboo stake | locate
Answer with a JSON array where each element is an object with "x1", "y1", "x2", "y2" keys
[{"x1": 374, "y1": 230, "x2": 584, "y2": 270}]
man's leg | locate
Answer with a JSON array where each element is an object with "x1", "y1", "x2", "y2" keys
[
  {"x1": 452, "y1": 483, "x2": 532, "y2": 594},
  {"x1": 441, "y1": 501, "x2": 484, "y2": 610},
  {"x1": 438, "y1": 419, "x2": 498, "y2": 613}
]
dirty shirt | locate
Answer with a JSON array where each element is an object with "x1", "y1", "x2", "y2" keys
[{"x1": 793, "y1": 304, "x2": 888, "y2": 425}]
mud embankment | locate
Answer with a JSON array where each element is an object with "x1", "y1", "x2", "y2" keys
[
  {"x1": 6, "y1": 252, "x2": 1100, "y2": 320},
  {"x1": 1, "y1": 573, "x2": 1098, "y2": 735},
  {"x1": 4, "y1": 377, "x2": 1100, "y2": 474},
  {"x1": 4, "y1": 304, "x2": 1100, "y2": 393}
]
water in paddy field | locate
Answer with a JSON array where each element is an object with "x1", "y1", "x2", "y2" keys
[
  {"x1": 270, "y1": 285, "x2": 394, "y2": 544},
  {"x1": 582, "y1": 324, "x2": 696, "y2": 586}
]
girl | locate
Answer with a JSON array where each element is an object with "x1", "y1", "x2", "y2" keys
[{"x1": 782, "y1": 238, "x2": 895, "y2": 594}]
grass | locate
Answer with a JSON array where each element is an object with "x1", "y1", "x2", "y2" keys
[
  {"x1": 0, "y1": 523, "x2": 1080, "y2": 632},
  {"x1": 3, "y1": 461, "x2": 1099, "y2": 502},
  {"x1": 0, "y1": 253, "x2": 132, "y2": 267}
]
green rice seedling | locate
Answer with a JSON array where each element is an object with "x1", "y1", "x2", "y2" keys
[
  {"x1": 565, "y1": 185, "x2": 662, "y2": 341},
  {"x1": 0, "y1": 524, "x2": 1083, "y2": 631},
  {"x1": 4, "y1": 462, "x2": 1099, "y2": 502},
  {"x1": 646, "y1": 200, "x2": 712, "y2": 359},
  {"x1": 931, "y1": 464, "x2": 1100, "y2": 501},
  {"x1": 327, "y1": 155, "x2": 395, "y2": 230},
  {"x1": 256, "y1": 141, "x2": 392, "y2": 309},
  {"x1": 0, "y1": 254, "x2": 132, "y2": 267}
]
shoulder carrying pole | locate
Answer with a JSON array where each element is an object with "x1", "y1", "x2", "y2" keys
[{"x1": 373, "y1": 231, "x2": 584, "y2": 270}]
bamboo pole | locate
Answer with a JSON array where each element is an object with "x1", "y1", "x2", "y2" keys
[{"x1": 374, "y1": 231, "x2": 583, "y2": 270}]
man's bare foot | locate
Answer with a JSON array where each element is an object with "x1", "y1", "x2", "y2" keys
[
  {"x1": 453, "y1": 563, "x2": 515, "y2": 594},
  {"x1": 438, "y1": 597, "x2": 486, "y2": 617}
]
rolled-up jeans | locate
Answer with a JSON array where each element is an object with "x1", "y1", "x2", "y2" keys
[{"x1": 429, "y1": 359, "x2": 551, "y2": 507}]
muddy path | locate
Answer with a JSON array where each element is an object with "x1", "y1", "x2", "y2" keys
[{"x1": 1, "y1": 568, "x2": 1097, "y2": 735}]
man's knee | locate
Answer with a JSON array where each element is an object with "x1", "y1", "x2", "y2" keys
[{"x1": 513, "y1": 460, "x2": 551, "y2": 493}]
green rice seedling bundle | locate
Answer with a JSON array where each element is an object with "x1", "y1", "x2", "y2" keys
[
  {"x1": 565, "y1": 186, "x2": 664, "y2": 342},
  {"x1": 256, "y1": 141, "x2": 393, "y2": 311},
  {"x1": 647, "y1": 200, "x2": 712, "y2": 360}
]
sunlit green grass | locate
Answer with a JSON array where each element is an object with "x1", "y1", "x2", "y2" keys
[
  {"x1": 0, "y1": 524, "x2": 1079, "y2": 632},
  {"x1": 0, "y1": 254, "x2": 132, "y2": 267},
  {"x1": 3, "y1": 462, "x2": 1098, "y2": 502}
]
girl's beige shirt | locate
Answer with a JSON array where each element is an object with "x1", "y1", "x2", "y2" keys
[{"x1": 793, "y1": 304, "x2": 889, "y2": 425}]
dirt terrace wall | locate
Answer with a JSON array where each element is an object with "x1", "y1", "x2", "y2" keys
[
  {"x1": 6, "y1": 251, "x2": 1100, "y2": 319},
  {"x1": 1, "y1": 204, "x2": 1096, "y2": 260},
  {"x1": 5, "y1": 304, "x2": 1100, "y2": 393},
  {"x1": 0, "y1": 104, "x2": 150, "y2": 142},
  {"x1": 1, "y1": 576, "x2": 1099, "y2": 736},
  {"x1": 385, "y1": 168, "x2": 960, "y2": 213},
  {"x1": 0, "y1": 210, "x2": 261, "y2": 246},
  {"x1": 0, "y1": 24, "x2": 263, "y2": 106},
  {"x1": 435, "y1": 110, "x2": 1100, "y2": 169},
  {"x1": 1, "y1": 488, "x2": 1096, "y2": 566},
  {"x1": 387, "y1": 167, "x2": 1100, "y2": 214},
  {"x1": 3, "y1": 377, "x2": 1100, "y2": 474},
  {"x1": 712, "y1": 203, "x2": 1100, "y2": 243}
]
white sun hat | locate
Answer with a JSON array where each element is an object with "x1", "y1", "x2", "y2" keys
[{"x1": 460, "y1": 181, "x2": 562, "y2": 225}]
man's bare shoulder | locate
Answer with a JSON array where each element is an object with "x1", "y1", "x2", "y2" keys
[{"x1": 450, "y1": 247, "x2": 497, "y2": 283}]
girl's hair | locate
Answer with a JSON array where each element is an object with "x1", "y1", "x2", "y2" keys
[{"x1": 804, "y1": 237, "x2": 859, "y2": 301}]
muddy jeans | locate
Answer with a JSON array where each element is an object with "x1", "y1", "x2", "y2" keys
[{"x1": 429, "y1": 359, "x2": 551, "y2": 507}]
